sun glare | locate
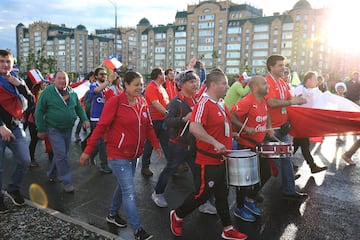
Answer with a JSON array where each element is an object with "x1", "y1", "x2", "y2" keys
[{"x1": 326, "y1": 4, "x2": 360, "y2": 54}]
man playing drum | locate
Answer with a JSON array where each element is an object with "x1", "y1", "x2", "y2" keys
[
  {"x1": 169, "y1": 68, "x2": 247, "y2": 240},
  {"x1": 264, "y1": 54, "x2": 308, "y2": 201},
  {"x1": 231, "y1": 76, "x2": 274, "y2": 222}
]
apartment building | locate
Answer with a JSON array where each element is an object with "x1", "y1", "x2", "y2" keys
[{"x1": 16, "y1": 0, "x2": 342, "y2": 77}]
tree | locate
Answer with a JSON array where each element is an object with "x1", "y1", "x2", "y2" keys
[{"x1": 18, "y1": 46, "x2": 57, "y2": 77}]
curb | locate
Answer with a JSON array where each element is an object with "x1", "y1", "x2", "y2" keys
[{"x1": 25, "y1": 199, "x2": 125, "y2": 240}]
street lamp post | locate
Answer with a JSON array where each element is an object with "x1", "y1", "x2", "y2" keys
[{"x1": 108, "y1": 0, "x2": 117, "y2": 57}]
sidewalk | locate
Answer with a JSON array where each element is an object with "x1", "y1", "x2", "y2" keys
[{"x1": 0, "y1": 193, "x2": 122, "y2": 240}]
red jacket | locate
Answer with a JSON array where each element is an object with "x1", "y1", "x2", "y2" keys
[{"x1": 84, "y1": 91, "x2": 160, "y2": 160}]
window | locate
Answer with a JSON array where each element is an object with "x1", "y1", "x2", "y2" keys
[
  {"x1": 226, "y1": 68, "x2": 240, "y2": 74},
  {"x1": 254, "y1": 25, "x2": 269, "y2": 32},
  {"x1": 253, "y1": 33, "x2": 269, "y2": 40},
  {"x1": 282, "y1": 32, "x2": 293, "y2": 40},
  {"x1": 281, "y1": 41, "x2": 292, "y2": 48},
  {"x1": 198, "y1": 37, "x2": 214, "y2": 44},
  {"x1": 175, "y1": 54, "x2": 186, "y2": 59},
  {"x1": 198, "y1": 30, "x2": 214, "y2": 36},
  {"x1": 227, "y1": 36, "x2": 241, "y2": 42},
  {"x1": 282, "y1": 23, "x2": 294, "y2": 31},
  {"x1": 198, "y1": 15, "x2": 215, "y2": 21},
  {"x1": 155, "y1": 54, "x2": 165, "y2": 60},
  {"x1": 141, "y1": 42, "x2": 147, "y2": 47},
  {"x1": 252, "y1": 59, "x2": 265, "y2": 66},
  {"x1": 226, "y1": 52, "x2": 241, "y2": 58},
  {"x1": 198, "y1": 45, "x2": 213, "y2": 51},
  {"x1": 252, "y1": 42, "x2": 269, "y2": 49},
  {"x1": 226, "y1": 44, "x2": 241, "y2": 50},
  {"x1": 175, "y1": 32, "x2": 186, "y2": 37},
  {"x1": 155, "y1": 47, "x2": 166, "y2": 53},
  {"x1": 155, "y1": 33, "x2": 166, "y2": 39},
  {"x1": 175, "y1": 46, "x2": 186, "y2": 52},
  {"x1": 252, "y1": 51, "x2": 268, "y2": 57},
  {"x1": 198, "y1": 22, "x2": 215, "y2": 29},
  {"x1": 175, "y1": 39, "x2": 186, "y2": 45},
  {"x1": 226, "y1": 60, "x2": 240, "y2": 66},
  {"x1": 228, "y1": 27, "x2": 241, "y2": 34}
]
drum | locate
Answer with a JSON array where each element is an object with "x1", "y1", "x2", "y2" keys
[
  {"x1": 225, "y1": 150, "x2": 260, "y2": 187},
  {"x1": 258, "y1": 142, "x2": 293, "y2": 158}
]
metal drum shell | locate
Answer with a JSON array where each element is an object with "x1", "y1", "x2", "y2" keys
[
  {"x1": 258, "y1": 142, "x2": 293, "y2": 158},
  {"x1": 226, "y1": 150, "x2": 260, "y2": 187}
]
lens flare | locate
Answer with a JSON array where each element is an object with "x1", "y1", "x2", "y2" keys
[{"x1": 29, "y1": 183, "x2": 48, "y2": 208}]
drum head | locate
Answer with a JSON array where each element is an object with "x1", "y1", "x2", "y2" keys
[{"x1": 226, "y1": 150, "x2": 256, "y2": 158}]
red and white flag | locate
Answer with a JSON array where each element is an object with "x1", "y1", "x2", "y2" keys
[
  {"x1": 103, "y1": 55, "x2": 122, "y2": 70},
  {"x1": 70, "y1": 80, "x2": 90, "y2": 100},
  {"x1": 27, "y1": 69, "x2": 45, "y2": 85},
  {"x1": 288, "y1": 89, "x2": 360, "y2": 137}
]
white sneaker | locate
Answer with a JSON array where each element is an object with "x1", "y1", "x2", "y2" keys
[
  {"x1": 198, "y1": 200, "x2": 217, "y2": 215},
  {"x1": 151, "y1": 192, "x2": 168, "y2": 208}
]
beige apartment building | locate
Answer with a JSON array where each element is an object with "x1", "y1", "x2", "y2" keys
[{"x1": 16, "y1": 0, "x2": 351, "y2": 78}]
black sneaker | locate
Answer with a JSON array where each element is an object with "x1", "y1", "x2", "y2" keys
[
  {"x1": 134, "y1": 228, "x2": 153, "y2": 240},
  {"x1": 6, "y1": 190, "x2": 25, "y2": 206},
  {"x1": 106, "y1": 214, "x2": 127, "y2": 227},
  {"x1": 99, "y1": 165, "x2": 112, "y2": 174},
  {"x1": 0, "y1": 200, "x2": 9, "y2": 214}
]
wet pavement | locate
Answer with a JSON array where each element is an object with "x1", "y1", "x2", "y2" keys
[{"x1": 1, "y1": 127, "x2": 359, "y2": 240}]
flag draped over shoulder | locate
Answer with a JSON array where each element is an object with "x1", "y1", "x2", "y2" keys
[
  {"x1": 0, "y1": 73, "x2": 23, "y2": 119},
  {"x1": 288, "y1": 91, "x2": 360, "y2": 137}
]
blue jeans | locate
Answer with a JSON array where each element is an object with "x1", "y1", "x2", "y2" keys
[
  {"x1": 0, "y1": 126, "x2": 29, "y2": 199},
  {"x1": 90, "y1": 121, "x2": 108, "y2": 168},
  {"x1": 155, "y1": 142, "x2": 195, "y2": 194},
  {"x1": 141, "y1": 120, "x2": 169, "y2": 169},
  {"x1": 47, "y1": 127, "x2": 73, "y2": 189},
  {"x1": 108, "y1": 159, "x2": 142, "y2": 231},
  {"x1": 265, "y1": 129, "x2": 296, "y2": 194}
]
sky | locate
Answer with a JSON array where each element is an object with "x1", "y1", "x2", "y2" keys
[{"x1": 0, "y1": 0, "x2": 339, "y2": 56}]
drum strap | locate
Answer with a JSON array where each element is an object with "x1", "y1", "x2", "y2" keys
[{"x1": 197, "y1": 148, "x2": 225, "y2": 161}]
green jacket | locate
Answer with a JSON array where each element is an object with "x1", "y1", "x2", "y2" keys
[{"x1": 35, "y1": 84, "x2": 88, "y2": 133}]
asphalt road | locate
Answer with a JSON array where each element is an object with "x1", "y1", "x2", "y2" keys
[{"x1": 1, "y1": 128, "x2": 359, "y2": 240}]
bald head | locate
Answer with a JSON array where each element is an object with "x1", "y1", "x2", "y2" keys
[{"x1": 248, "y1": 75, "x2": 268, "y2": 96}]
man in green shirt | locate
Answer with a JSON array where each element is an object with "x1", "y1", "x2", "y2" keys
[{"x1": 35, "y1": 71, "x2": 89, "y2": 193}]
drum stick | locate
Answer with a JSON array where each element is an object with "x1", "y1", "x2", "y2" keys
[
  {"x1": 256, "y1": 127, "x2": 281, "y2": 132},
  {"x1": 238, "y1": 118, "x2": 249, "y2": 135},
  {"x1": 180, "y1": 120, "x2": 190, "y2": 137},
  {"x1": 272, "y1": 135, "x2": 282, "y2": 142},
  {"x1": 266, "y1": 127, "x2": 280, "y2": 131},
  {"x1": 225, "y1": 149, "x2": 251, "y2": 153}
]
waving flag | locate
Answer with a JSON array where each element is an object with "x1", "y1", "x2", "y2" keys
[
  {"x1": 103, "y1": 55, "x2": 122, "y2": 70},
  {"x1": 70, "y1": 80, "x2": 90, "y2": 100},
  {"x1": 27, "y1": 69, "x2": 45, "y2": 85},
  {"x1": 288, "y1": 91, "x2": 360, "y2": 137}
]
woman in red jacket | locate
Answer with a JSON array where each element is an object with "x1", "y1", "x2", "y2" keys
[{"x1": 80, "y1": 71, "x2": 161, "y2": 240}]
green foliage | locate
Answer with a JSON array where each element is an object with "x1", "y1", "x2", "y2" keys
[{"x1": 18, "y1": 46, "x2": 57, "y2": 77}]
